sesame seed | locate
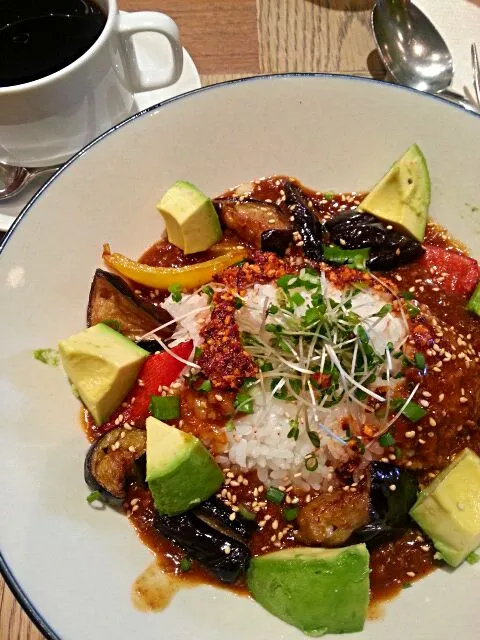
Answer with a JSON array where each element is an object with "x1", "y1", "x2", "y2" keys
[
  {"x1": 229, "y1": 512, "x2": 236, "y2": 521},
  {"x1": 422, "y1": 391, "x2": 431, "y2": 398},
  {"x1": 132, "y1": 505, "x2": 139, "y2": 512},
  {"x1": 429, "y1": 417, "x2": 437, "y2": 427},
  {"x1": 459, "y1": 397, "x2": 468, "y2": 404},
  {"x1": 272, "y1": 520, "x2": 279, "y2": 530},
  {"x1": 457, "y1": 502, "x2": 465, "y2": 511},
  {"x1": 128, "y1": 446, "x2": 136, "y2": 453},
  {"x1": 420, "y1": 545, "x2": 430, "y2": 552},
  {"x1": 406, "y1": 571, "x2": 416, "y2": 578},
  {"x1": 215, "y1": 394, "x2": 223, "y2": 402},
  {"x1": 389, "y1": 484, "x2": 397, "y2": 491},
  {"x1": 405, "y1": 431, "x2": 416, "y2": 438},
  {"x1": 224, "y1": 544, "x2": 231, "y2": 555},
  {"x1": 419, "y1": 399, "x2": 429, "y2": 408},
  {"x1": 130, "y1": 498, "x2": 139, "y2": 506}
]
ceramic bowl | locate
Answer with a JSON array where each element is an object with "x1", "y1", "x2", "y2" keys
[{"x1": 1, "y1": 75, "x2": 479, "y2": 640}]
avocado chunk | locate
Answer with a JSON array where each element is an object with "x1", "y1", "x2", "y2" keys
[
  {"x1": 410, "y1": 448, "x2": 480, "y2": 567},
  {"x1": 146, "y1": 417, "x2": 224, "y2": 515},
  {"x1": 157, "y1": 180, "x2": 222, "y2": 254},
  {"x1": 358, "y1": 144, "x2": 430, "y2": 242},
  {"x1": 59, "y1": 323, "x2": 148, "y2": 425},
  {"x1": 247, "y1": 544, "x2": 370, "y2": 636}
]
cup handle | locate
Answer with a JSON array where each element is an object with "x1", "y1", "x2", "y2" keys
[{"x1": 116, "y1": 12, "x2": 183, "y2": 91}]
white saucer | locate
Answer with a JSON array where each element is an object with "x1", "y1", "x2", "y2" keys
[{"x1": 0, "y1": 28, "x2": 200, "y2": 234}]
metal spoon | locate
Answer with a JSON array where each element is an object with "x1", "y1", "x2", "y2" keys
[
  {"x1": 0, "y1": 162, "x2": 60, "y2": 201},
  {"x1": 372, "y1": 0, "x2": 479, "y2": 112}
]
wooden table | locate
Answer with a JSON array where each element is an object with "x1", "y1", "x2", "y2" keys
[{"x1": 0, "y1": 1, "x2": 383, "y2": 638}]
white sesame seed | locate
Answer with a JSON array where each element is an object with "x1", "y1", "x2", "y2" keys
[
  {"x1": 405, "y1": 431, "x2": 416, "y2": 438},
  {"x1": 459, "y1": 397, "x2": 468, "y2": 404},
  {"x1": 389, "y1": 484, "x2": 397, "y2": 491},
  {"x1": 406, "y1": 571, "x2": 416, "y2": 578}
]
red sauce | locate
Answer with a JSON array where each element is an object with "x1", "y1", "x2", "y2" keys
[{"x1": 82, "y1": 175, "x2": 480, "y2": 610}]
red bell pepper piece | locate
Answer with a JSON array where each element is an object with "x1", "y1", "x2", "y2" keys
[
  {"x1": 99, "y1": 340, "x2": 193, "y2": 433},
  {"x1": 421, "y1": 245, "x2": 479, "y2": 297}
]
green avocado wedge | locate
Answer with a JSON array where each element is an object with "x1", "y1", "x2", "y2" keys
[
  {"x1": 410, "y1": 448, "x2": 480, "y2": 567},
  {"x1": 146, "y1": 416, "x2": 224, "y2": 515},
  {"x1": 358, "y1": 144, "x2": 430, "y2": 242},
  {"x1": 58, "y1": 323, "x2": 148, "y2": 425},
  {"x1": 247, "y1": 544, "x2": 370, "y2": 636},
  {"x1": 157, "y1": 180, "x2": 222, "y2": 255}
]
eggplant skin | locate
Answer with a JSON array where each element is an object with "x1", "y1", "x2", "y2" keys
[
  {"x1": 87, "y1": 269, "x2": 172, "y2": 340},
  {"x1": 154, "y1": 511, "x2": 250, "y2": 583},
  {"x1": 354, "y1": 462, "x2": 418, "y2": 547},
  {"x1": 283, "y1": 183, "x2": 324, "y2": 260},
  {"x1": 325, "y1": 212, "x2": 425, "y2": 271},
  {"x1": 214, "y1": 198, "x2": 292, "y2": 250},
  {"x1": 84, "y1": 427, "x2": 147, "y2": 507},
  {"x1": 260, "y1": 229, "x2": 292, "y2": 256},
  {"x1": 195, "y1": 497, "x2": 257, "y2": 540}
]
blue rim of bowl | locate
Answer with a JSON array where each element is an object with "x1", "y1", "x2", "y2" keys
[{"x1": 0, "y1": 72, "x2": 479, "y2": 640}]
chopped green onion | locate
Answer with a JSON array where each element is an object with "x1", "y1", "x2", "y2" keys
[
  {"x1": 266, "y1": 486, "x2": 285, "y2": 505},
  {"x1": 394, "y1": 446, "x2": 402, "y2": 459},
  {"x1": 282, "y1": 506, "x2": 299, "y2": 521},
  {"x1": 402, "y1": 582, "x2": 412, "y2": 589},
  {"x1": 194, "y1": 346, "x2": 203, "y2": 360},
  {"x1": 86, "y1": 491, "x2": 103, "y2": 504},
  {"x1": 466, "y1": 551, "x2": 480, "y2": 565},
  {"x1": 287, "y1": 419, "x2": 299, "y2": 440},
  {"x1": 198, "y1": 379, "x2": 212, "y2": 392},
  {"x1": 466, "y1": 283, "x2": 480, "y2": 316},
  {"x1": 277, "y1": 274, "x2": 298, "y2": 291},
  {"x1": 168, "y1": 283, "x2": 183, "y2": 302},
  {"x1": 234, "y1": 296, "x2": 244, "y2": 309},
  {"x1": 322, "y1": 245, "x2": 370, "y2": 271},
  {"x1": 405, "y1": 301, "x2": 420, "y2": 318},
  {"x1": 305, "y1": 454, "x2": 318, "y2": 472},
  {"x1": 238, "y1": 504, "x2": 256, "y2": 521},
  {"x1": 241, "y1": 377, "x2": 257, "y2": 391},
  {"x1": 414, "y1": 352, "x2": 426, "y2": 370},
  {"x1": 307, "y1": 430, "x2": 320, "y2": 448},
  {"x1": 379, "y1": 432, "x2": 396, "y2": 447},
  {"x1": 268, "y1": 304, "x2": 279, "y2": 315},
  {"x1": 234, "y1": 392, "x2": 254, "y2": 414},
  {"x1": 323, "y1": 191, "x2": 335, "y2": 201},
  {"x1": 290, "y1": 292, "x2": 305, "y2": 306},
  {"x1": 391, "y1": 398, "x2": 427, "y2": 423},
  {"x1": 33, "y1": 348, "x2": 59, "y2": 367},
  {"x1": 180, "y1": 556, "x2": 192, "y2": 572},
  {"x1": 400, "y1": 291, "x2": 415, "y2": 300},
  {"x1": 150, "y1": 395, "x2": 180, "y2": 420},
  {"x1": 224, "y1": 419, "x2": 235, "y2": 432},
  {"x1": 101, "y1": 319, "x2": 122, "y2": 331},
  {"x1": 387, "y1": 341, "x2": 394, "y2": 351}
]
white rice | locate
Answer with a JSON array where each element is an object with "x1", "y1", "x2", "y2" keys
[{"x1": 169, "y1": 276, "x2": 408, "y2": 489}]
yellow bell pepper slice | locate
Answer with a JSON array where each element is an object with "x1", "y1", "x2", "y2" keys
[{"x1": 102, "y1": 244, "x2": 248, "y2": 290}]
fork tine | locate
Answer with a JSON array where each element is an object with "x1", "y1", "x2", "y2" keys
[{"x1": 472, "y1": 43, "x2": 480, "y2": 107}]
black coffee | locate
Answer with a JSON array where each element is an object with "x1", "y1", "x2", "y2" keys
[{"x1": 0, "y1": 0, "x2": 107, "y2": 87}]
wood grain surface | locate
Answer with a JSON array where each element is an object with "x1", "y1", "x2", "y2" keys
[{"x1": 0, "y1": 1, "x2": 381, "y2": 637}]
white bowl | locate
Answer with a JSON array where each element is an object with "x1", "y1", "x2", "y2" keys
[{"x1": 1, "y1": 75, "x2": 480, "y2": 640}]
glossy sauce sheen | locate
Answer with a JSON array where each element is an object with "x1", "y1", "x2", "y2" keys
[
  {"x1": 83, "y1": 175, "x2": 480, "y2": 607},
  {"x1": 0, "y1": 0, "x2": 106, "y2": 86}
]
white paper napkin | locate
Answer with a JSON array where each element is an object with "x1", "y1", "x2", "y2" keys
[{"x1": 416, "y1": 0, "x2": 480, "y2": 99}]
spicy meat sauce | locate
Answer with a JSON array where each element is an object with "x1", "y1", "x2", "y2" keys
[{"x1": 84, "y1": 176, "x2": 480, "y2": 604}]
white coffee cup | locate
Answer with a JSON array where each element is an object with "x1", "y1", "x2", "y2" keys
[{"x1": 0, "y1": 0, "x2": 183, "y2": 167}]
